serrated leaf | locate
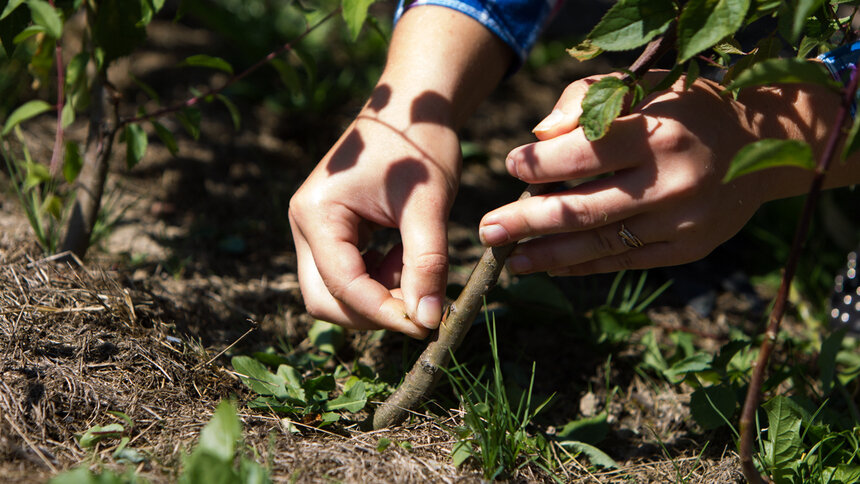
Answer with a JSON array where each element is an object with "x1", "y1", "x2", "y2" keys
[
  {"x1": 558, "y1": 441, "x2": 618, "y2": 469},
  {"x1": 763, "y1": 396, "x2": 803, "y2": 468},
  {"x1": 182, "y1": 54, "x2": 234, "y2": 74},
  {"x1": 3, "y1": 99, "x2": 52, "y2": 135},
  {"x1": 232, "y1": 355, "x2": 288, "y2": 399},
  {"x1": 151, "y1": 121, "x2": 178, "y2": 156},
  {"x1": 342, "y1": 0, "x2": 375, "y2": 41},
  {"x1": 677, "y1": 0, "x2": 750, "y2": 62},
  {"x1": 124, "y1": 123, "x2": 148, "y2": 170},
  {"x1": 63, "y1": 141, "x2": 82, "y2": 183},
  {"x1": 724, "y1": 139, "x2": 814, "y2": 182},
  {"x1": 567, "y1": 39, "x2": 602, "y2": 61},
  {"x1": 197, "y1": 400, "x2": 241, "y2": 462},
  {"x1": 216, "y1": 94, "x2": 240, "y2": 130},
  {"x1": 308, "y1": 319, "x2": 345, "y2": 354},
  {"x1": 580, "y1": 76, "x2": 629, "y2": 141},
  {"x1": 690, "y1": 384, "x2": 737, "y2": 430},
  {"x1": 587, "y1": 0, "x2": 675, "y2": 51},
  {"x1": 324, "y1": 381, "x2": 366, "y2": 412},
  {"x1": 726, "y1": 57, "x2": 838, "y2": 91},
  {"x1": 26, "y1": 0, "x2": 61, "y2": 39}
]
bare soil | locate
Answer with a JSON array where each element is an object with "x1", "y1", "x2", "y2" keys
[{"x1": 0, "y1": 12, "x2": 788, "y2": 484}]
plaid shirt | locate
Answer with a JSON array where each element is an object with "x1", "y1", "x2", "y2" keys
[{"x1": 395, "y1": 0, "x2": 563, "y2": 65}]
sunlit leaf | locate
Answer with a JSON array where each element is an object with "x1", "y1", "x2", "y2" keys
[
  {"x1": 324, "y1": 381, "x2": 366, "y2": 412},
  {"x1": 726, "y1": 57, "x2": 839, "y2": 91},
  {"x1": 0, "y1": 0, "x2": 26, "y2": 20},
  {"x1": 26, "y1": 0, "x2": 61, "y2": 39},
  {"x1": 663, "y1": 352, "x2": 712, "y2": 383},
  {"x1": 567, "y1": 39, "x2": 602, "y2": 61},
  {"x1": 580, "y1": 76, "x2": 629, "y2": 141},
  {"x1": 196, "y1": 400, "x2": 242, "y2": 462},
  {"x1": 763, "y1": 396, "x2": 803, "y2": 468},
  {"x1": 677, "y1": 0, "x2": 750, "y2": 62},
  {"x1": 78, "y1": 423, "x2": 124, "y2": 448},
  {"x1": 12, "y1": 24, "x2": 42, "y2": 43},
  {"x1": 3, "y1": 99, "x2": 52, "y2": 135},
  {"x1": 308, "y1": 319, "x2": 345, "y2": 355},
  {"x1": 724, "y1": 139, "x2": 814, "y2": 182},
  {"x1": 231, "y1": 355, "x2": 288, "y2": 399},
  {"x1": 181, "y1": 54, "x2": 234, "y2": 74},
  {"x1": 124, "y1": 123, "x2": 148, "y2": 170},
  {"x1": 451, "y1": 440, "x2": 473, "y2": 467},
  {"x1": 558, "y1": 441, "x2": 618, "y2": 469},
  {"x1": 342, "y1": 0, "x2": 375, "y2": 41},
  {"x1": 587, "y1": 0, "x2": 675, "y2": 51}
]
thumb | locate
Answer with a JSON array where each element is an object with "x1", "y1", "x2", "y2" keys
[
  {"x1": 532, "y1": 74, "x2": 622, "y2": 140},
  {"x1": 399, "y1": 208, "x2": 449, "y2": 330}
]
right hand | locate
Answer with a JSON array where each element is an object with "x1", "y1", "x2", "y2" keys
[{"x1": 289, "y1": 87, "x2": 461, "y2": 338}]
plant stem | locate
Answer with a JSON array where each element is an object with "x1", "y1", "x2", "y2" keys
[
  {"x1": 738, "y1": 64, "x2": 860, "y2": 484},
  {"x1": 49, "y1": 0, "x2": 64, "y2": 176},
  {"x1": 372, "y1": 30, "x2": 676, "y2": 429}
]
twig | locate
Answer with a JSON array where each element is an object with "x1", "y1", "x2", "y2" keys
[
  {"x1": 372, "y1": 30, "x2": 678, "y2": 429},
  {"x1": 192, "y1": 323, "x2": 257, "y2": 370},
  {"x1": 738, "y1": 62, "x2": 860, "y2": 483}
]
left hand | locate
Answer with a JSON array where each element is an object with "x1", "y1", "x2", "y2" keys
[{"x1": 478, "y1": 74, "x2": 775, "y2": 276}]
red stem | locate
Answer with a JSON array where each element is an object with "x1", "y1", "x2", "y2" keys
[
  {"x1": 738, "y1": 63, "x2": 860, "y2": 484},
  {"x1": 49, "y1": 0, "x2": 63, "y2": 176},
  {"x1": 121, "y1": 8, "x2": 340, "y2": 126}
]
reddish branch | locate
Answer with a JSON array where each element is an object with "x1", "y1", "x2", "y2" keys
[{"x1": 738, "y1": 65, "x2": 860, "y2": 483}]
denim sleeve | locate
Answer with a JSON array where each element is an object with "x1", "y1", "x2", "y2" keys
[{"x1": 394, "y1": 0, "x2": 563, "y2": 65}]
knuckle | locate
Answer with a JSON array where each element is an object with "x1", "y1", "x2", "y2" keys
[
  {"x1": 592, "y1": 229, "x2": 619, "y2": 255},
  {"x1": 411, "y1": 252, "x2": 448, "y2": 276}
]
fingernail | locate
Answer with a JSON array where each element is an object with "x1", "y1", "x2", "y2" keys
[
  {"x1": 507, "y1": 254, "x2": 533, "y2": 274},
  {"x1": 479, "y1": 224, "x2": 509, "y2": 246},
  {"x1": 505, "y1": 152, "x2": 520, "y2": 179},
  {"x1": 533, "y1": 109, "x2": 564, "y2": 133},
  {"x1": 416, "y1": 296, "x2": 442, "y2": 329}
]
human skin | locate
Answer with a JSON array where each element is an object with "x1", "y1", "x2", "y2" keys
[
  {"x1": 291, "y1": 6, "x2": 860, "y2": 337},
  {"x1": 479, "y1": 75, "x2": 860, "y2": 277},
  {"x1": 288, "y1": 6, "x2": 512, "y2": 338}
]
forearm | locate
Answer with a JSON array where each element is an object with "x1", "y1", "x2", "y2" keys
[
  {"x1": 372, "y1": 6, "x2": 513, "y2": 131},
  {"x1": 740, "y1": 83, "x2": 860, "y2": 201}
]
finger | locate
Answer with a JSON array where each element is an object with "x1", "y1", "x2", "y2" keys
[
  {"x1": 532, "y1": 74, "x2": 624, "y2": 140},
  {"x1": 547, "y1": 241, "x2": 696, "y2": 277},
  {"x1": 399, "y1": 205, "x2": 448, "y2": 330},
  {"x1": 507, "y1": 113, "x2": 652, "y2": 184},
  {"x1": 368, "y1": 243, "x2": 404, "y2": 289},
  {"x1": 479, "y1": 169, "x2": 650, "y2": 246},
  {"x1": 290, "y1": 212, "x2": 430, "y2": 338},
  {"x1": 506, "y1": 218, "x2": 658, "y2": 275}
]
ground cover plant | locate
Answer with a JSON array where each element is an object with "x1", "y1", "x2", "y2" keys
[{"x1": 0, "y1": 0, "x2": 859, "y2": 483}]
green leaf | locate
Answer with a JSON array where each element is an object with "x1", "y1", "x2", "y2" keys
[
  {"x1": 556, "y1": 412, "x2": 609, "y2": 445},
  {"x1": 231, "y1": 355, "x2": 288, "y2": 399},
  {"x1": 341, "y1": 0, "x2": 375, "y2": 41},
  {"x1": 41, "y1": 193, "x2": 62, "y2": 220},
  {"x1": 0, "y1": 1, "x2": 29, "y2": 56},
  {"x1": 26, "y1": 0, "x2": 61, "y2": 39},
  {"x1": 724, "y1": 139, "x2": 814, "y2": 183},
  {"x1": 558, "y1": 440, "x2": 618, "y2": 469},
  {"x1": 790, "y1": 0, "x2": 824, "y2": 43},
  {"x1": 727, "y1": 58, "x2": 839, "y2": 91},
  {"x1": 78, "y1": 423, "x2": 125, "y2": 448},
  {"x1": 181, "y1": 54, "x2": 234, "y2": 74},
  {"x1": 63, "y1": 141, "x2": 82, "y2": 183},
  {"x1": 376, "y1": 437, "x2": 392, "y2": 452},
  {"x1": 677, "y1": 0, "x2": 750, "y2": 62},
  {"x1": 451, "y1": 440, "x2": 473, "y2": 467},
  {"x1": 12, "y1": 23, "x2": 41, "y2": 43},
  {"x1": 0, "y1": 0, "x2": 26, "y2": 20},
  {"x1": 308, "y1": 319, "x2": 345, "y2": 355},
  {"x1": 818, "y1": 328, "x2": 846, "y2": 394},
  {"x1": 196, "y1": 400, "x2": 242, "y2": 462},
  {"x1": 664, "y1": 352, "x2": 712, "y2": 383},
  {"x1": 216, "y1": 94, "x2": 241, "y2": 130},
  {"x1": 23, "y1": 161, "x2": 50, "y2": 190},
  {"x1": 3, "y1": 99, "x2": 52, "y2": 135},
  {"x1": 587, "y1": 0, "x2": 675, "y2": 51},
  {"x1": 124, "y1": 123, "x2": 148, "y2": 170},
  {"x1": 580, "y1": 76, "x2": 629, "y2": 141},
  {"x1": 324, "y1": 381, "x2": 366, "y2": 412},
  {"x1": 61, "y1": 101, "x2": 74, "y2": 129},
  {"x1": 177, "y1": 107, "x2": 201, "y2": 140},
  {"x1": 566, "y1": 39, "x2": 602, "y2": 61},
  {"x1": 690, "y1": 384, "x2": 737, "y2": 430},
  {"x1": 152, "y1": 121, "x2": 178, "y2": 156},
  {"x1": 763, "y1": 396, "x2": 803, "y2": 468}
]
